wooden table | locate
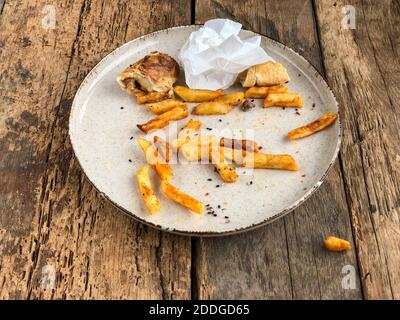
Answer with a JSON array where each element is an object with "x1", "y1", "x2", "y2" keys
[{"x1": 0, "y1": 0, "x2": 399, "y2": 300}]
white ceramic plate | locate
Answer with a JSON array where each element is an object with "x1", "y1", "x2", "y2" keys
[{"x1": 69, "y1": 26, "x2": 341, "y2": 236}]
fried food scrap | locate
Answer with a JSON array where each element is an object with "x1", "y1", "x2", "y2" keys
[
  {"x1": 136, "y1": 137, "x2": 173, "y2": 181},
  {"x1": 241, "y1": 99, "x2": 256, "y2": 111},
  {"x1": 174, "y1": 86, "x2": 223, "y2": 102},
  {"x1": 220, "y1": 137, "x2": 259, "y2": 153},
  {"x1": 136, "y1": 164, "x2": 160, "y2": 214},
  {"x1": 288, "y1": 113, "x2": 338, "y2": 140},
  {"x1": 263, "y1": 93, "x2": 304, "y2": 108},
  {"x1": 145, "y1": 99, "x2": 187, "y2": 114},
  {"x1": 137, "y1": 105, "x2": 189, "y2": 134},
  {"x1": 324, "y1": 236, "x2": 351, "y2": 252},
  {"x1": 243, "y1": 152, "x2": 299, "y2": 171},
  {"x1": 192, "y1": 102, "x2": 233, "y2": 115},
  {"x1": 213, "y1": 92, "x2": 245, "y2": 106},
  {"x1": 244, "y1": 84, "x2": 288, "y2": 98},
  {"x1": 161, "y1": 181, "x2": 204, "y2": 214}
]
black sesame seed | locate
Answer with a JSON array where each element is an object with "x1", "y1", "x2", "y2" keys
[
  {"x1": 130, "y1": 136, "x2": 133, "y2": 140},
  {"x1": 217, "y1": 205, "x2": 221, "y2": 209},
  {"x1": 216, "y1": 185, "x2": 220, "y2": 188},
  {"x1": 207, "y1": 178, "x2": 212, "y2": 181},
  {"x1": 312, "y1": 103, "x2": 316, "y2": 108},
  {"x1": 205, "y1": 193, "x2": 209, "y2": 196},
  {"x1": 282, "y1": 107, "x2": 286, "y2": 110},
  {"x1": 128, "y1": 159, "x2": 132, "y2": 162},
  {"x1": 213, "y1": 214, "x2": 217, "y2": 217},
  {"x1": 251, "y1": 99, "x2": 254, "y2": 102},
  {"x1": 295, "y1": 111, "x2": 301, "y2": 115},
  {"x1": 206, "y1": 127, "x2": 212, "y2": 131},
  {"x1": 120, "y1": 107, "x2": 124, "y2": 109},
  {"x1": 219, "y1": 119, "x2": 222, "y2": 122},
  {"x1": 224, "y1": 216, "x2": 229, "y2": 219}
]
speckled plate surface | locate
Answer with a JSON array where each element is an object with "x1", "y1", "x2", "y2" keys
[{"x1": 69, "y1": 25, "x2": 341, "y2": 236}]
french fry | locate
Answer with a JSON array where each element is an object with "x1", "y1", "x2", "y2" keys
[
  {"x1": 180, "y1": 136, "x2": 216, "y2": 162},
  {"x1": 192, "y1": 102, "x2": 233, "y2": 115},
  {"x1": 145, "y1": 99, "x2": 187, "y2": 114},
  {"x1": 210, "y1": 149, "x2": 238, "y2": 183},
  {"x1": 136, "y1": 165, "x2": 160, "y2": 214},
  {"x1": 137, "y1": 105, "x2": 189, "y2": 134},
  {"x1": 161, "y1": 181, "x2": 204, "y2": 214},
  {"x1": 153, "y1": 136, "x2": 171, "y2": 162},
  {"x1": 136, "y1": 91, "x2": 170, "y2": 104},
  {"x1": 245, "y1": 84, "x2": 288, "y2": 98},
  {"x1": 243, "y1": 152, "x2": 299, "y2": 171},
  {"x1": 220, "y1": 137, "x2": 259, "y2": 153},
  {"x1": 263, "y1": 92, "x2": 304, "y2": 108},
  {"x1": 288, "y1": 113, "x2": 338, "y2": 140},
  {"x1": 174, "y1": 85, "x2": 223, "y2": 102},
  {"x1": 136, "y1": 137, "x2": 173, "y2": 181},
  {"x1": 324, "y1": 236, "x2": 351, "y2": 252},
  {"x1": 171, "y1": 119, "x2": 202, "y2": 150},
  {"x1": 213, "y1": 92, "x2": 245, "y2": 106},
  {"x1": 220, "y1": 146, "x2": 246, "y2": 165}
]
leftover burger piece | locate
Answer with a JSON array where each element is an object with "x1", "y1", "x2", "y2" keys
[
  {"x1": 241, "y1": 99, "x2": 256, "y2": 111},
  {"x1": 324, "y1": 236, "x2": 351, "y2": 252},
  {"x1": 145, "y1": 99, "x2": 187, "y2": 114},
  {"x1": 174, "y1": 86, "x2": 224, "y2": 102},
  {"x1": 244, "y1": 84, "x2": 288, "y2": 98},
  {"x1": 136, "y1": 137, "x2": 173, "y2": 181},
  {"x1": 117, "y1": 51, "x2": 179, "y2": 96},
  {"x1": 192, "y1": 102, "x2": 233, "y2": 115},
  {"x1": 220, "y1": 137, "x2": 259, "y2": 153},
  {"x1": 243, "y1": 152, "x2": 298, "y2": 171},
  {"x1": 137, "y1": 105, "x2": 189, "y2": 134},
  {"x1": 263, "y1": 93, "x2": 304, "y2": 108},
  {"x1": 239, "y1": 61, "x2": 290, "y2": 87},
  {"x1": 213, "y1": 92, "x2": 245, "y2": 106},
  {"x1": 288, "y1": 113, "x2": 338, "y2": 140},
  {"x1": 161, "y1": 181, "x2": 204, "y2": 214},
  {"x1": 136, "y1": 164, "x2": 160, "y2": 214}
]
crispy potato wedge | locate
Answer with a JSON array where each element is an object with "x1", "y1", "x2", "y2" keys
[
  {"x1": 136, "y1": 91, "x2": 170, "y2": 104},
  {"x1": 324, "y1": 236, "x2": 351, "y2": 252},
  {"x1": 210, "y1": 149, "x2": 238, "y2": 183},
  {"x1": 136, "y1": 137, "x2": 173, "y2": 181},
  {"x1": 244, "y1": 84, "x2": 288, "y2": 98},
  {"x1": 288, "y1": 113, "x2": 338, "y2": 140},
  {"x1": 192, "y1": 102, "x2": 233, "y2": 115},
  {"x1": 213, "y1": 92, "x2": 245, "y2": 106},
  {"x1": 153, "y1": 136, "x2": 171, "y2": 162},
  {"x1": 263, "y1": 92, "x2": 304, "y2": 108},
  {"x1": 137, "y1": 105, "x2": 189, "y2": 134},
  {"x1": 174, "y1": 86, "x2": 223, "y2": 102},
  {"x1": 161, "y1": 181, "x2": 204, "y2": 214},
  {"x1": 243, "y1": 152, "x2": 298, "y2": 171},
  {"x1": 220, "y1": 137, "x2": 259, "y2": 153},
  {"x1": 171, "y1": 119, "x2": 202, "y2": 150},
  {"x1": 145, "y1": 99, "x2": 187, "y2": 114},
  {"x1": 136, "y1": 164, "x2": 160, "y2": 214}
]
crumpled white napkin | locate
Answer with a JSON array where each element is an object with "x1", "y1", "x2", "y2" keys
[{"x1": 179, "y1": 19, "x2": 274, "y2": 90}]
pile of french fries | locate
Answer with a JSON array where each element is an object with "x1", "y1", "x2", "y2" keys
[{"x1": 133, "y1": 76, "x2": 338, "y2": 215}]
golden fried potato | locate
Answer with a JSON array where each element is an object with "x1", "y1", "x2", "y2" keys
[
  {"x1": 153, "y1": 136, "x2": 172, "y2": 162},
  {"x1": 220, "y1": 147, "x2": 246, "y2": 165},
  {"x1": 161, "y1": 181, "x2": 204, "y2": 214},
  {"x1": 243, "y1": 152, "x2": 298, "y2": 171},
  {"x1": 220, "y1": 137, "x2": 259, "y2": 153},
  {"x1": 213, "y1": 92, "x2": 245, "y2": 106},
  {"x1": 180, "y1": 136, "x2": 216, "y2": 162},
  {"x1": 136, "y1": 137, "x2": 173, "y2": 181},
  {"x1": 136, "y1": 91, "x2": 170, "y2": 104},
  {"x1": 244, "y1": 84, "x2": 288, "y2": 98},
  {"x1": 263, "y1": 92, "x2": 304, "y2": 108},
  {"x1": 324, "y1": 236, "x2": 351, "y2": 252},
  {"x1": 174, "y1": 85, "x2": 223, "y2": 102},
  {"x1": 145, "y1": 99, "x2": 187, "y2": 114},
  {"x1": 137, "y1": 105, "x2": 189, "y2": 134},
  {"x1": 171, "y1": 119, "x2": 203, "y2": 150},
  {"x1": 210, "y1": 149, "x2": 238, "y2": 183},
  {"x1": 192, "y1": 102, "x2": 233, "y2": 115},
  {"x1": 288, "y1": 113, "x2": 338, "y2": 140},
  {"x1": 136, "y1": 164, "x2": 160, "y2": 214}
]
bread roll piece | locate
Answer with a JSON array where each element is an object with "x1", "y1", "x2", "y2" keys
[
  {"x1": 117, "y1": 51, "x2": 179, "y2": 96},
  {"x1": 239, "y1": 61, "x2": 290, "y2": 87}
]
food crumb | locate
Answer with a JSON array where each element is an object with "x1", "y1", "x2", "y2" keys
[
  {"x1": 207, "y1": 178, "x2": 212, "y2": 181},
  {"x1": 130, "y1": 136, "x2": 133, "y2": 140},
  {"x1": 206, "y1": 127, "x2": 212, "y2": 131},
  {"x1": 219, "y1": 119, "x2": 222, "y2": 122},
  {"x1": 224, "y1": 216, "x2": 229, "y2": 219},
  {"x1": 217, "y1": 205, "x2": 221, "y2": 209},
  {"x1": 128, "y1": 159, "x2": 132, "y2": 162},
  {"x1": 120, "y1": 107, "x2": 124, "y2": 109},
  {"x1": 205, "y1": 193, "x2": 209, "y2": 196},
  {"x1": 216, "y1": 185, "x2": 220, "y2": 188},
  {"x1": 282, "y1": 107, "x2": 286, "y2": 110},
  {"x1": 295, "y1": 111, "x2": 301, "y2": 115},
  {"x1": 312, "y1": 103, "x2": 316, "y2": 108},
  {"x1": 301, "y1": 174, "x2": 306, "y2": 177}
]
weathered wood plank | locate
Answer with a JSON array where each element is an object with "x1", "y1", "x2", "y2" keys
[
  {"x1": 315, "y1": 0, "x2": 400, "y2": 299},
  {"x1": 194, "y1": 0, "x2": 362, "y2": 299},
  {"x1": 0, "y1": 0, "x2": 192, "y2": 299}
]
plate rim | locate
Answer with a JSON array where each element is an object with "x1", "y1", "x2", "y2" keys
[{"x1": 68, "y1": 24, "x2": 342, "y2": 237}]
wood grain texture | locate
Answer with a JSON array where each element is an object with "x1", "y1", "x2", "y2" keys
[
  {"x1": 0, "y1": 0, "x2": 192, "y2": 299},
  {"x1": 315, "y1": 0, "x2": 400, "y2": 299},
  {"x1": 194, "y1": 0, "x2": 362, "y2": 299}
]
